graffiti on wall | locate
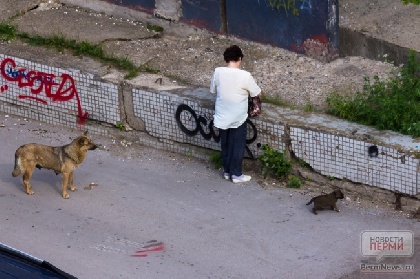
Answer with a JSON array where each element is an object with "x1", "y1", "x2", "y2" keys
[
  {"x1": 175, "y1": 103, "x2": 259, "y2": 158},
  {"x1": 0, "y1": 57, "x2": 88, "y2": 124},
  {"x1": 268, "y1": 0, "x2": 301, "y2": 16},
  {"x1": 267, "y1": 0, "x2": 314, "y2": 16},
  {"x1": 175, "y1": 103, "x2": 220, "y2": 142}
]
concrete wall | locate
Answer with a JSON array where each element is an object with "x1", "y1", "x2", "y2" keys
[
  {"x1": 339, "y1": 27, "x2": 420, "y2": 68},
  {"x1": 1, "y1": 53, "x2": 419, "y2": 197},
  {"x1": 64, "y1": 0, "x2": 339, "y2": 62},
  {"x1": 224, "y1": 0, "x2": 339, "y2": 62}
]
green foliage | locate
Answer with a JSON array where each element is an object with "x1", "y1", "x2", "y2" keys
[
  {"x1": 326, "y1": 50, "x2": 420, "y2": 137},
  {"x1": 210, "y1": 151, "x2": 222, "y2": 169},
  {"x1": 74, "y1": 41, "x2": 104, "y2": 57},
  {"x1": 303, "y1": 103, "x2": 314, "y2": 112},
  {"x1": 103, "y1": 55, "x2": 138, "y2": 75},
  {"x1": 146, "y1": 24, "x2": 164, "y2": 33},
  {"x1": 326, "y1": 175, "x2": 335, "y2": 181},
  {"x1": 138, "y1": 64, "x2": 160, "y2": 74},
  {"x1": 124, "y1": 69, "x2": 139, "y2": 80},
  {"x1": 287, "y1": 175, "x2": 301, "y2": 188},
  {"x1": 258, "y1": 144, "x2": 292, "y2": 179},
  {"x1": 0, "y1": 23, "x2": 17, "y2": 41},
  {"x1": 401, "y1": 0, "x2": 419, "y2": 4},
  {"x1": 261, "y1": 94, "x2": 287, "y2": 106},
  {"x1": 115, "y1": 122, "x2": 125, "y2": 131}
]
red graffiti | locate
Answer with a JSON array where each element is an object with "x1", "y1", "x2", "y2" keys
[
  {"x1": 0, "y1": 84, "x2": 8, "y2": 93},
  {"x1": 130, "y1": 242, "x2": 165, "y2": 258},
  {"x1": 0, "y1": 57, "x2": 88, "y2": 124}
]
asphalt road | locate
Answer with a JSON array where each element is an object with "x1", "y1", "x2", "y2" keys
[{"x1": 0, "y1": 112, "x2": 419, "y2": 279}]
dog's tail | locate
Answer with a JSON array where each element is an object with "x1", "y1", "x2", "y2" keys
[
  {"x1": 306, "y1": 198, "x2": 314, "y2": 205},
  {"x1": 12, "y1": 152, "x2": 21, "y2": 177}
]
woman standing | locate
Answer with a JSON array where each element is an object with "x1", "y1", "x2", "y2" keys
[{"x1": 210, "y1": 45, "x2": 262, "y2": 183}]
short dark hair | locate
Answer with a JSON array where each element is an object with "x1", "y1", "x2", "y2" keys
[{"x1": 223, "y1": 45, "x2": 244, "y2": 63}]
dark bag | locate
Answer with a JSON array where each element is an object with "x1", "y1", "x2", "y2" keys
[{"x1": 248, "y1": 94, "x2": 262, "y2": 117}]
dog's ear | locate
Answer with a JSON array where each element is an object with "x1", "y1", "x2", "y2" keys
[
  {"x1": 78, "y1": 136, "x2": 89, "y2": 146},
  {"x1": 82, "y1": 130, "x2": 88, "y2": 136}
]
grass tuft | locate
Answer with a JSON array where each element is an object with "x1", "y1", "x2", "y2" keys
[
  {"x1": 146, "y1": 24, "x2": 164, "y2": 33},
  {"x1": 0, "y1": 23, "x2": 160, "y2": 79},
  {"x1": 0, "y1": 23, "x2": 17, "y2": 41},
  {"x1": 261, "y1": 94, "x2": 287, "y2": 107}
]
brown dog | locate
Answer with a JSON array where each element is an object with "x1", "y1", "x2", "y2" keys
[
  {"x1": 12, "y1": 131, "x2": 97, "y2": 199},
  {"x1": 306, "y1": 189, "x2": 344, "y2": 215}
]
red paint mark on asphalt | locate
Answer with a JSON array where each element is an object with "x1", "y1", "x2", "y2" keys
[{"x1": 130, "y1": 242, "x2": 165, "y2": 258}]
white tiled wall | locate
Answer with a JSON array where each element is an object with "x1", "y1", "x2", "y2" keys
[
  {"x1": 291, "y1": 127, "x2": 419, "y2": 195},
  {"x1": 0, "y1": 54, "x2": 120, "y2": 127},
  {"x1": 132, "y1": 88, "x2": 285, "y2": 159}
]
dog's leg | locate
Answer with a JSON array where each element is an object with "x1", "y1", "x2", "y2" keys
[
  {"x1": 68, "y1": 172, "x2": 78, "y2": 192},
  {"x1": 61, "y1": 172, "x2": 70, "y2": 199},
  {"x1": 22, "y1": 162, "x2": 35, "y2": 195},
  {"x1": 312, "y1": 206, "x2": 324, "y2": 215},
  {"x1": 333, "y1": 204, "x2": 340, "y2": 212}
]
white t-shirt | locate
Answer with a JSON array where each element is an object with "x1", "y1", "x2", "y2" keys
[{"x1": 210, "y1": 67, "x2": 261, "y2": 129}]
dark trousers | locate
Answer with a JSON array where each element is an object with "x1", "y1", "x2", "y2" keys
[{"x1": 219, "y1": 121, "x2": 247, "y2": 177}]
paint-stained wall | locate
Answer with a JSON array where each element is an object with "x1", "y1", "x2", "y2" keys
[
  {"x1": 94, "y1": 0, "x2": 339, "y2": 61},
  {"x1": 0, "y1": 55, "x2": 120, "y2": 128},
  {"x1": 180, "y1": 0, "x2": 221, "y2": 33},
  {"x1": 226, "y1": 0, "x2": 339, "y2": 61}
]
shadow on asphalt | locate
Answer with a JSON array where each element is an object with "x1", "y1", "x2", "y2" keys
[{"x1": 0, "y1": 163, "x2": 62, "y2": 196}]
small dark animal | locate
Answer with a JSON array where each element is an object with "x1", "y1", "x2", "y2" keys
[
  {"x1": 306, "y1": 189, "x2": 345, "y2": 215},
  {"x1": 12, "y1": 131, "x2": 97, "y2": 199}
]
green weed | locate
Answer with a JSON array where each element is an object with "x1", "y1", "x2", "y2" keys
[
  {"x1": 0, "y1": 23, "x2": 17, "y2": 41},
  {"x1": 303, "y1": 103, "x2": 314, "y2": 112},
  {"x1": 261, "y1": 94, "x2": 287, "y2": 106},
  {"x1": 287, "y1": 175, "x2": 301, "y2": 188},
  {"x1": 115, "y1": 122, "x2": 125, "y2": 131},
  {"x1": 210, "y1": 151, "x2": 222, "y2": 169},
  {"x1": 146, "y1": 24, "x2": 164, "y2": 33},
  {"x1": 401, "y1": 0, "x2": 420, "y2": 4},
  {"x1": 258, "y1": 144, "x2": 292, "y2": 179},
  {"x1": 138, "y1": 64, "x2": 160, "y2": 74},
  {"x1": 326, "y1": 175, "x2": 335, "y2": 181}
]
